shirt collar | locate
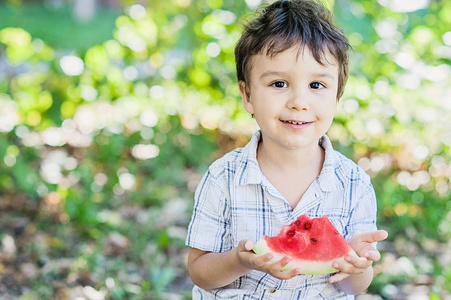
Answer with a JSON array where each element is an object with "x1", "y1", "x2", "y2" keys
[
  {"x1": 317, "y1": 135, "x2": 345, "y2": 192},
  {"x1": 235, "y1": 131, "x2": 264, "y2": 186},
  {"x1": 235, "y1": 131, "x2": 345, "y2": 192}
]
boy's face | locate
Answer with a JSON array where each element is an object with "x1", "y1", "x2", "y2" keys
[{"x1": 240, "y1": 46, "x2": 339, "y2": 151}]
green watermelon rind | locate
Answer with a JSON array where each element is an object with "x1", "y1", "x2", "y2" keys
[{"x1": 253, "y1": 238, "x2": 358, "y2": 275}]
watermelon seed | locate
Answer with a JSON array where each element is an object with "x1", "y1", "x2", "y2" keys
[
  {"x1": 287, "y1": 230, "x2": 295, "y2": 236},
  {"x1": 304, "y1": 223, "x2": 311, "y2": 230},
  {"x1": 310, "y1": 238, "x2": 317, "y2": 243},
  {"x1": 295, "y1": 220, "x2": 300, "y2": 225}
]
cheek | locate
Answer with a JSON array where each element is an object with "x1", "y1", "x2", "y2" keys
[
  {"x1": 314, "y1": 108, "x2": 337, "y2": 126},
  {"x1": 316, "y1": 97, "x2": 337, "y2": 116}
]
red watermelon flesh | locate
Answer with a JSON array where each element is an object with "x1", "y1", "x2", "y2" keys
[{"x1": 253, "y1": 214, "x2": 358, "y2": 275}]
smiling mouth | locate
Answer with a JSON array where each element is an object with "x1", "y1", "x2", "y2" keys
[{"x1": 282, "y1": 120, "x2": 311, "y2": 125}]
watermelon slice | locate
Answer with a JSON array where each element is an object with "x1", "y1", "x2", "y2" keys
[{"x1": 253, "y1": 214, "x2": 358, "y2": 275}]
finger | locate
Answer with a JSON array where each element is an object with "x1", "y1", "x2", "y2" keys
[
  {"x1": 238, "y1": 239, "x2": 255, "y2": 253},
  {"x1": 275, "y1": 268, "x2": 302, "y2": 279},
  {"x1": 332, "y1": 263, "x2": 357, "y2": 275},
  {"x1": 362, "y1": 249, "x2": 381, "y2": 262},
  {"x1": 356, "y1": 230, "x2": 388, "y2": 244},
  {"x1": 256, "y1": 256, "x2": 302, "y2": 279},
  {"x1": 355, "y1": 242, "x2": 382, "y2": 262},
  {"x1": 342, "y1": 254, "x2": 372, "y2": 270},
  {"x1": 329, "y1": 271, "x2": 350, "y2": 284},
  {"x1": 263, "y1": 255, "x2": 293, "y2": 275},
  {"x1": 289, "y1": 268, "x2": 302, "y2": 277},
  {"x1": 244, "y1": 240, "x2": 255, "y2": 251},
  {"x1": 270, "y1": 255, "x2": 292, "y2": 270},
  {"x1": 332, "y1": 260, "x2": 355, "y2": 275},
  {"x1": 267, "y1": 265, "x2": 302, "y2": 280},
  {"x1": 253, "y1": 252, "x2": 274, "y2": 267},
  {"x1": 374, "y1": 229, "x2": 389, "y2": 241}
]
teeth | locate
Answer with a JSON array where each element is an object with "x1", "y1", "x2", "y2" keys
[{"x1": 285, "y1": 120, "x2": 306, "y2": 125}]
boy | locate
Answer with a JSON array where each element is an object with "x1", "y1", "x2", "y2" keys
[{"x1": 186, "y1": 0, "x2": 388, "y2": 298}]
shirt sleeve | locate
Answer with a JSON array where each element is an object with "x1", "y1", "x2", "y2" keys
[
  {"x1": 345, "y1": 169, "x2": 378, "y2": 241},
  {"x1": 185, "y1": 169, "x2": 232, "y2": 253}
]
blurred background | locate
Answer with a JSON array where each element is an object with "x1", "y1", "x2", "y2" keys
[{"x1": 0, "y1": 0, "x2": 450, "y2": 299}]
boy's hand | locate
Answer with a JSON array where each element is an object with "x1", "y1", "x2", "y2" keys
[
  {"x1": 236, "y1": 239, "x2": 301, "y2": 280},
  {"x1": 329, "y1": 230, "x2": 388, "y2": 284}
]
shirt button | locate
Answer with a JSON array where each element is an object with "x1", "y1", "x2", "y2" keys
[{"x1": 267, "y1": 288, "x2": 277, "y2": 293}]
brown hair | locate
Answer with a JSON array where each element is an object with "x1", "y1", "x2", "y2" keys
[{"x1": 235, "y1": 0, "x2": 351, "y2": 99}]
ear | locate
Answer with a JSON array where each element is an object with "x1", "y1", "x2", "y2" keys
[{"x1": 239, "y1": 81, "x2": 254, "y2": 114}]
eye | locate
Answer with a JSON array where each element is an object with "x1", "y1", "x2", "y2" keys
[
  {"x1": 271, "y1": 81, "x2": 288, "y2": 88},
  {"x1": 309, "y1": 82, "x2": 325, "y2": 90}
]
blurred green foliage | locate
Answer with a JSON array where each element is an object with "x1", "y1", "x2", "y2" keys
[
  {"x1": 0, "y1": 2, "x2": 121, "y2": 50},
  {"x1": 0, "y1": 0, "x2": 450, "y2": 298}
]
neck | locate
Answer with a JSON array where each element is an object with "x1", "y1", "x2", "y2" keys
[{"x1": 257, "y1": 138, "x2": 324, "y2": 173}]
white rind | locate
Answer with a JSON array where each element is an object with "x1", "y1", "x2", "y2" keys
[{"x1": 253, "y1": 238, "x2": 358, "y2": 275}]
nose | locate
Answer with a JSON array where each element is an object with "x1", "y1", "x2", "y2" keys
[{"x1": 286, "y1": 87, "x2": 310, "y2": 111}]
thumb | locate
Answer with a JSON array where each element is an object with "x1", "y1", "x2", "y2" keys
[
  {"x1": 238, "y1": 239, "x2": 255, "y2": 252},
  {"x1": 358, "y1": 230, "x2": 388, "y2": 244}
]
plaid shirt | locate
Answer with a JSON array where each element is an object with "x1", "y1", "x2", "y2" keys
[{"x1": 186, "y1": 131, "x2": 377, "y2": 299}]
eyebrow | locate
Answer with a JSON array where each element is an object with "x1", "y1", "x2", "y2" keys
[
  {"x1": 259, "y1": 71, "x2": 287, "y2": 79},
  {"x1": 312, "y1": 72, "x2": 336, "y2": 80},
  {"x1": 259, "y1": 71, "x2": 336, "y2": 80}
]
